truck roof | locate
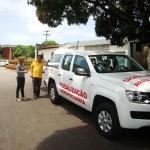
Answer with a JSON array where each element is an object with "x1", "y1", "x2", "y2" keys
[
  {"x1": 54, "y1": 48, "x2": 74, "y2": 54},
  {"x1": 64, "y1": 50, "x2": 126, "y2": 56}
]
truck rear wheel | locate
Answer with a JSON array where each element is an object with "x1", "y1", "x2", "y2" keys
[
  {"x1": 95, "y1": 102, "x2": 121, "y2": 139},
  {"x1": 49, "y1": 83, "x2": 60, "y2": 104}
]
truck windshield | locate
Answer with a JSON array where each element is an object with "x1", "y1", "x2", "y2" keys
[
  {"x1": 49, "y1": 54, "x2": 63, "y2": 63},
  {"x1": 89, "y1": 54, "x2": 145, "y2": 73}
]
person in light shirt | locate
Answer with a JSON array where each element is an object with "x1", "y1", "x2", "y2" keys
[
  {"x1": 30, "y1": 55, "x2": 47, "y2": 99},
  {"x1": 16, "y1": 57, "x2": 28, "y2": 102}
]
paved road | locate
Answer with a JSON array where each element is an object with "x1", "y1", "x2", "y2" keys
[{"x1": 0, "y1": 67, "x2": 150, "y2": 150}]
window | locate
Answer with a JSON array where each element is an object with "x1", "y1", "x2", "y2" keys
[
  {"x1": 61, "y1": 55, "x2": 73, "y2": 71},
  {"x1": 89, "y1": 54, "x2": 144, "y2": 73},
  {"x1": 73, "y1": 55, "x2": 90, "y2": 72},
  {"x1": 50, "y1": 54, "x2": 63, "y2": 63}
]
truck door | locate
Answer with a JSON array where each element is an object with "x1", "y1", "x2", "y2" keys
[
  {"x1": 57, "y1": 54, "x2": 73, "y2": 97},
  {"x1": 68, "y1": 55, "x2": 91, "y2": 109}
]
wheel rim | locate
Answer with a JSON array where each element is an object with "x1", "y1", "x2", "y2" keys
[
  {"x1": 98, "y1": 110, "x2": 112, "y2": 133},
  {"x1": 50, "y1": 87, "x2": 55, "y2": 100}
]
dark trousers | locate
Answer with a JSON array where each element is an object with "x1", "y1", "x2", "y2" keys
[
  {"x1": 16, "y1": 77, "x2": 25, "y2": 98},
  {"x1": 32, "y1": 77, "x2": 42, "y2": 97}
]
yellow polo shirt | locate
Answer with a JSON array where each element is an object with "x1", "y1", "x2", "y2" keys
[{"x1": 31, "y1": 60, "x2": 46, "y2": 78}]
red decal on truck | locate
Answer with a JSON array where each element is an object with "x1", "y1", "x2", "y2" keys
[
  {"x1": 59, "y1": 82, "x2": 87, "y2": 99},
  {"x1": 123, "y1": 75, "x2": 150, "y2": 82},
  {"x1": 59, "y1": 82, "x2": 87, "y2": 105},
  {"x1": 60, "y1": 89, "x2": 85, "y2": 105},
  {"x1": 134, "y1": 79, "x2": 149, "y2": 87}
]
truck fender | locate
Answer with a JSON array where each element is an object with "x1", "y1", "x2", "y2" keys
[{"x1": 90, "y1": 86, "x2": 125, "y2": 124}]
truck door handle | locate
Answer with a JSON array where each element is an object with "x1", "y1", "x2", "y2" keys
[
  {"x1": 58, "y1": 74, "x2": 61, "y2": 76},
  {"x1": 69, "y1": 78, "x2": 73, "y2": 81}
]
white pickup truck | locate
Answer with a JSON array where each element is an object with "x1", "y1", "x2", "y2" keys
[{"x1": 44, "y1": 51, "x2": 150, "y2": 139}]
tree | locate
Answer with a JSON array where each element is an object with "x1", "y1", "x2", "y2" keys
[
  {"x1": 42, "y1": 40, "x2": 58, "y2": 45},
  {"x1": 0, "y1": 46, "x2": 4, "y2": 59},
  {"x1": 25, "y1": 45, "x2": 35, "y2": 59},
  {"x1": 13, "y1": 45, "x2": 35, "y2": 59},
  {"x1": 28, "y1": 0, "x2": 150, "y2": 46}
]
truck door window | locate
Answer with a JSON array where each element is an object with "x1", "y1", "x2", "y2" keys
[
  {"x1": 49, "y1": 54, "x2": 63, "y2": 63},
  {"x1": 61, "y1": 55, "x2": 73, "y2": 71},
  {"x1": 73, "y1": 56, "x2": 90, "y2": 72}
]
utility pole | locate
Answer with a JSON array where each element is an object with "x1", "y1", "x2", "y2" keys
[
  {"x1": 76, "y1": 41, "x2": 79, "y2": 50},
  {"x1": 44, "y1": 30, "x2": 50, "y2": 41}
]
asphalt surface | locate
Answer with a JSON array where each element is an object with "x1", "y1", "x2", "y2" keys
[{"x1": 0, "y1": 67, "x2": 150, "y2": 150}]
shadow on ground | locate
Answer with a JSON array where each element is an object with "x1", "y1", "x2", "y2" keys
[
  {"x1": 36, "y1": 125, "x2": 150, "y2": 150},
  {"x1": 35, "y1": 96, "x2": 150, "y2": 150}
]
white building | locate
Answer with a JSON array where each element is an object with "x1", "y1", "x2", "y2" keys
[
  {"x1": 63, "y1": 39, "x2": 129, "y2": 55},
  {"x1": 37, "y1": 44, "x2": 59, "y2": 61},
  {"x1": 37, "y1": 39, "x2": 148, "y2": 69},
  {"x1": 38, "y1": 39, "x2": 129, "y2": 60}
]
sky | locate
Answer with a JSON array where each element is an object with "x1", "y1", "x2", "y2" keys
[{"x1": 0, "y1": 0, "x2": 100, "y2": 46}]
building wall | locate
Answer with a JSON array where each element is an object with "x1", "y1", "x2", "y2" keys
[
  {"x1": 68, "y1": 43, "x2": 128, "y2": 54},
  {"x1": 109, "y1": 43, "x2": 128, "y2": 54},
  {"x1": 3, "y1": 48, "x2": 10, "y2": 59},
  {"x1": 85, "y1": 45, "x2": 109, "y2": 51},
  {"x1": 1, "y1": 45, "x2": 15, "y2": 60},
  {"x1": 77, "y1": 46, "x2": 85, "y2": 51},
  {"x1": 143, "y1": 46, "x2": 148, "y2": 69},
  {"x1": 131, "y1": 43, "x2": 143, "y2": 66},
  {"x1": 37, "y1": 40, "x2": 130, "y2": 64},
  {"x1": 147, "y1": 47, "x2": 150, "y2": 70},
  {"x1": 38, "y1": 47, "x2": 58, "y2": 60},
  {"x1": 68, "y1": 44, "x2": 110, "y2": 51},
  {"x1": 38, "y1": 41, "x2": 129, "y2": 62},
  {"x1": 69, "y1": 46, "x2": 85, "y2": 50}
]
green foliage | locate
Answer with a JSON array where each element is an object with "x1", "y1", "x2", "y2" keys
[
  {"x1": 13, "y1": 45, "x2": 35, "y2": 59},
  {"x1": 0, "y1": 46, "x2": 5, "y2": 59},
  {"x1": 28, "y1": 0, "x2": 150, "y2": 46},
  {"x1": 0, "y1": 54, "x2": 4, "y2": 59},
  {"x1": 42, "y1": 40, "x2": 58, "y2": 45},
  {"x1": 0, "y1": 49, "x2": 3, "y2": 59},
  {"x1": 0, "y1": 46, "x2": 2, "y2": 55}
]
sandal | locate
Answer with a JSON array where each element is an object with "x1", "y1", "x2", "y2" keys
[{"x1": 16, "y1": 98, "x2": 21, "y2": 102}]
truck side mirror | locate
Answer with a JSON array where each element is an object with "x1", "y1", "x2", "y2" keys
[{"x1": 75, "y1": 67, "x2": 90, "y2": 77}]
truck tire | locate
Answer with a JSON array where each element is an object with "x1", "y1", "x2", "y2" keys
[
  {"x1": 94, "y1": 102, "x2": 121, "y2": 139},
  {"x1": 49, "y1": 83, "x2": 60, "y2": 104}
]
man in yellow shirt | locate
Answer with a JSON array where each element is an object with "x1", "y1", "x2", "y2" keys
[{"x1": 30, "y1": 55, "x2": 47, "y2": 99}]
